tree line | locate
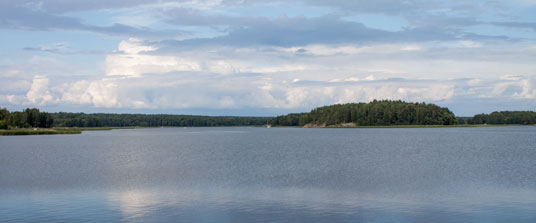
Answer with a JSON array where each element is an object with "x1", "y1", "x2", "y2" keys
[
  {"x1": 52, "y1": 112, "x2": 272, "y2": 127},
  {"x1": 465, "y1": 111, "x2": 536, "y2": 125},
  {"x1": 0, "y1": 108, "x2": 54, "y2": 129},
  {"x1": 2, "y1": 103, "x2": 535, "y2": 130},
  {"x1": 1, "y1": 108, "x2": 271, "y2": 129},
  {"x1": 270, "y1": 100, "x2": 457, "y2": 126}
]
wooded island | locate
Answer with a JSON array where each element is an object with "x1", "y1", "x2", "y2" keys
[{"x1": 270, "y1": 100, "x2": 457, "y2": 127}]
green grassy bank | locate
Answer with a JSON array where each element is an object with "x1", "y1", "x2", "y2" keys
[{"x1": 0, "y1": 128, "x2": 82, "y2": 136}]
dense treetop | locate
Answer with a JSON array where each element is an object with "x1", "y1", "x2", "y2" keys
[
  {"x1": 270, "y1": 100, "x2": 457, "y2": 126},
  {"x1": 466, "y1": 111, "x2": 536, "y2": 125},
  {"x1": 0, "y1": 108, "x2": 270, "y2": 129},
  {"x1": 52, "y1": 113, "x2": 271, "y2": 127},
  {"x1": 0, "y1": 108, "x2": 54, "y2": 129}
]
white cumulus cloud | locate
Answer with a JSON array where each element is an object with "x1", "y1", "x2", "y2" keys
[{"x1": 26, "y1": 75, "x2": 54, "y2": 105}]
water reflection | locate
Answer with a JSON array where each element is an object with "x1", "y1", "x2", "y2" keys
[
  {"x1": 109, "y1": 190, "x2": 162, "y2": 220},
  {"x1": 1, "y1": 185, "x2": 535, "y2": 222},
  {"x1": 98, "y1": 185, "x2": 536, "y2": 222}
]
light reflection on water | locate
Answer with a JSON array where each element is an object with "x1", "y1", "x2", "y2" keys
[
  {"x1": 1, "y1": 186, "x2": 535, "y2": 222},
  {"x1": 1, "y1": 127, "x2": 536, "y2": 222}
]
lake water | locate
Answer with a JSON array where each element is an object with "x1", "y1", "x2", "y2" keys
[{"x1": 1, "y1": 127, "x2": 535, "y2": 222}]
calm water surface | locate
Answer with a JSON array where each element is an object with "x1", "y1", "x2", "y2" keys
[{"x1": 1, "y1": 127, "x2": 536, "y2": 222}]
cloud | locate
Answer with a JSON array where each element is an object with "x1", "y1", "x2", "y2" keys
[
  {"x1": 58, "y1": 79, "x2": 123, "y2": 108},
  {"x1": 283, "y1": 79, "x2": 456, "y2": 107},
  {"x1": 0, "y1": 4, "x2": 185, "y2": 37},
  {"x1": 2, "y1": 67, "x2": 535, "y2": 117},
  {"x1": 221, "y1": 0, "x2": 442, "y2": 15},
  {"x1": 160, "y1": 15, "x2": 437, "y2": 47},
  {"x1": 3, "y1": 36, "x2": 536, "y2": 114},
  {"x1": 23, "y1": 42, "x2": 69, "y2": 54},
  {"x1": 493, "y1": 76, "x2": 536, "y2": 99},
  {"x1": 154, "y1": 13, "x2": 518, "y2": 49},
  {"x1": 25, "y1": 75, "x2": 54, "y2": 105},
  {"x1": 490, "y1": 21, "x2": 536, "y2": 31},
  {"x1": 2, "y1": 0, "x2": 532, "y2": 45},
  {"x1": 4, "y1": 71, "x2": 534, "y2": 115},
  {"x1": 23, "y1": 43, "x2": 109, "y2": 55},
  {"x1": 106, "y1": 39, "x2": 202, "y2": 77},
  {"x1": 0, "y1": 0, "x2": 175, "y2": 13},
  {"x1": 281, "y1": 44, "x2": 423, "y2": 56},
  {"x1": 516, "y1": 78, "x2": 536, "y2": 99}
]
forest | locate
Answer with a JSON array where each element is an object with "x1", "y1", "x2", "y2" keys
[
  {"x1": 0, "y1": 108, "x2": 54, "y2": 129},
  {"x1": 1, "y1": 109, "x2": 271, "y2": 129},
  {"x1": 465, "y1": 111, "x2": 536, "y2": 125},
  {"x1": 52, "y1": 112, "x2": 272, "y2": 127},
  {"x1": 270, "y1": 100, "x2": 457, "y2": 126}
]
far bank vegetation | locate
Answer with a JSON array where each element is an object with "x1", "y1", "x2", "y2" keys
[{"x1": 270, "y1": 100, "x2": 458, "y2": 127}]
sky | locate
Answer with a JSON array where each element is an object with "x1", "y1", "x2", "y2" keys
[{"x1": 1, "y1": 0, "x2": 535, "y2": 116}]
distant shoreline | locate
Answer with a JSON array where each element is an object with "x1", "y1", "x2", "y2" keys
[
  {"x1": 0, "y1": 128, "x2": 82, "y2": 136},
  {"x1": 0, "y1": 126, "x2": 149, "y2": 136},
  {"x1": 269, "y1": 124, "x2": 535, "y2": 128},
  {"x1": 2, "y1": 124, "x2": 535, "y2": 136}
]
